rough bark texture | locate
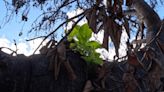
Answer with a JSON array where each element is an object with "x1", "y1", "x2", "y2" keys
[
  {"x1": 132, "y1": 0, "x2": 164, "y2": 69},
  {"x1": 0, "y1": 51, "x2": 87, "y2": 92}
]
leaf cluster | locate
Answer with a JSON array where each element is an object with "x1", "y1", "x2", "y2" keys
[{"x1": 68, "y1": 23, "x2": 103, "y2": 65}]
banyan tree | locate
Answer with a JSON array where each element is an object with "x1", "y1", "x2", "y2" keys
[{"x1": 0, "y1": 0, "x2": 164, "y2": 92}]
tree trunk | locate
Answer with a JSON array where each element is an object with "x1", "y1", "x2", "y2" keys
[
  {"x1": 132, "y1": 0, "x2": 164, "y2": 69},
  {"x1": 0, "y1": 50, "x2": 87, "y2": 92},
  {"x1": 132, "y1": 0, "x2": 161, "y2": 42}
]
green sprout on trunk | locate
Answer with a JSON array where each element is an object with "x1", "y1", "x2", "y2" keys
[{"x1": 68, "y1": 23, "x2": 103, "y2": 65}]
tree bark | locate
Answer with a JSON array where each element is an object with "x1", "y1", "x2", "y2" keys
[
  {"x1": 132, "y1": 0, "x2": 164, "y2": 69},
  {"x1": 0, "y1": 50, "x2": 87, "y2": 92},
  {"x1": 132, "y1": 0, "x2": 161, "y2": 43}
]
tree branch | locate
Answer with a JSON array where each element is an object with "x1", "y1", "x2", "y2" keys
[
  {"x1": 132, "y1": 0, "x2": 161, "y2": 42},
  {"x1": 33, "y1": 10, "x2": 87, "y2": 54}
]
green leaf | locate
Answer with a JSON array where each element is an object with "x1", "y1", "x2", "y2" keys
[
  {"x1": 67, "y1": 25, "x2": 80, "y2": 41},
  {"x1": 83, "y1": 55, "x2": 103, "y2": 65},
  {"x1": 69, "y1": 43, "x2": 76, "y2": 49},
  {"x1": 82, "y1": 56, "x2": 94, "y2": 63},
  {"x1": 67, "y1": 23, "x2": 103, "y2": 65},
  {"x1": 94, "y1": 58, "x2": 103, "y2": 65},
  {"x1": 77, "y1": 24, "x2": 92, "y2": 42},
  {"x1": 87, "y1": 41, "x2": 101, "y2": 49}
]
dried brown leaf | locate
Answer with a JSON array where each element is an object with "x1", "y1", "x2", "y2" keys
[
  {"x1": 124, "y1": 18, "x2": 130, "y2": 38},
  {"x1": 86, "y1": 7, "x2": 97, "y2": 33},
  {"x1": 110, "y1": 21, "x2": 122, "y2": 57},
  {"x1": 102, "y1": 17, "x2": 111, "y2": 50},
  {"x1": 102, "y1": 17, "x2": 122, "y2": 55},
  {"x1": 113, "y1": 0, "x2": 118, "y2": 13},
  {"x1": 119, "y1": 0, "x2": 124, "y2": 5},
  {"x1": 126, "y1": 0, "x2": 133, "y2": 6},
  {"x1": 107, "y1": 0, "x2": 112, "y2": 9}
]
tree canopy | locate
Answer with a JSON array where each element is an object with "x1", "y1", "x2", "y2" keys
[{"x1": 1, "y1": 0, "x2": 164, "y2": 59}]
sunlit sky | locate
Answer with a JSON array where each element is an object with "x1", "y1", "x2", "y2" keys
[{"x1": 0, "y1": 1, "x2": 164, "y2": 59}]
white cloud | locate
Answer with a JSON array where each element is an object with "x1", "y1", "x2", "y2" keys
[
  {"x1": 27, "y1": 38, "x2": 48, "y2": 55},
  {"x1": 66, "y1": 8, "x2": 87, "y2": 30},
  {"x1": 67, "y1": 8, "x2": 84, "y2": 19},
  {"x1": 0, "y1": 38, "x2": 13, "y2": 54},
  {"x1": 0, "y1": 38, "x2": 10, "y2": 47},
  {"x1": 90, "y1": 30, "x2": 104, "y2": 44},
  {"x1": 0, "y1": 37, "x2": 48, "y2": 56},
  {"x1": 119, "y1": 29, "x2": 128, "y2": 57},
  {"x1": 96, "y1": 48, "x2": 115, "y2": 62},
  {"x1": 0, "y1": 30, "x2": 128, "y2": 60}
]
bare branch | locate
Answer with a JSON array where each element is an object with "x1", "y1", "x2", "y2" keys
[
  {"x1": 0, "y1": 47, "x2": 17, "y2": 55},
  {"x1": 26, "y1": 36, "x2": 46, "y2": 41},
  {"x1": 33, "y1": 10, "x2": 87, "y2": 54}
]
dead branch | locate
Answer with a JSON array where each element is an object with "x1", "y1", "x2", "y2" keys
[
  {"x1": 0, "y1": 47, "x2": 17, "y2": 56},
  {"x1": 26, "y1": 36, "x2": 46, "y2": 41}
]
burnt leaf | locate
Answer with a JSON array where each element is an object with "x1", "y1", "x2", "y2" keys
[
  {"x1": 96, "y1": 0, "x2": 101, "y2": 5},
  {"x1": 107, "y1": 0, "x2": 112, "y2": 11},
  {"x1": 112, "y1": 22, "x2": 122, "y2": 57},
  {"x1": 119, "y1": 0, "x2": 124, "y2": 5},
  {"x1": 126, "y1": 0, "x2": 133, "y2": 6},
  {"x1": 86, "y1": 7, "x2": 97, "y2": 33},
  {"x1": 123, "y1": 18, "x2": 130, "y2": 38},
  {"x1": 102, "y1": 17, "x2": 111, "y2": 50},
  {"x1": 103, "y1": 17, "x2": 122, "y2": 56},
  {"x1": 113, "y1": 0, "x2": 119, "y2": 13}
]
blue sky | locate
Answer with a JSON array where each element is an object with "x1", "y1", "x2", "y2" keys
[
  {"x1": 0, "y1": 1, "x2": 43, "y2": 41},
  {"x1": 0, "y1": 0, "x2": 47, "y2": 55}
]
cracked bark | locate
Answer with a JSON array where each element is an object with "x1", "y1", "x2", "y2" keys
[
  {"x1": 132, "y1": 0, "x2": 161, "y2": 43},
  {"x1": 132, "y1": 0, "x2": 164, "y2": 69}
]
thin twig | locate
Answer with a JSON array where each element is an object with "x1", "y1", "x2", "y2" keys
[
  {"x1": 26, "y1": 36, "x2": 46, "y2": 41},
  {"x1": 33, "y1": 10, "x2": 87, "y2": 54},
  {"x1": 0, "y1": 47, "x2": 17, "y2": 55},
  {"x1": 147, "y1": 21, "x2": 164, "y2": 46},
  {"x1": 30, "y1": 0, "x2": 76, "y2": 31}
]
